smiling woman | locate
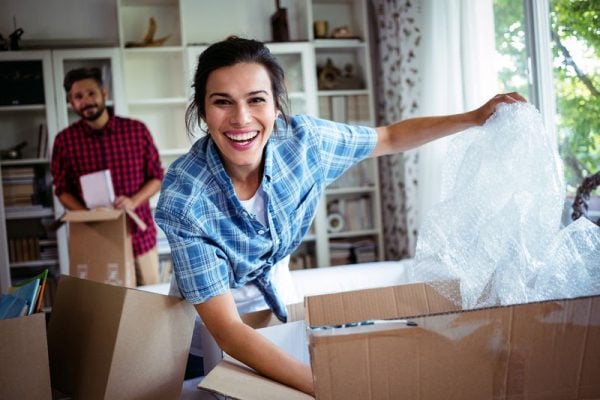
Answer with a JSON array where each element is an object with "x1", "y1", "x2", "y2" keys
[{"x1": 155, "y1": 36, "x2": 524, "y2": 395}]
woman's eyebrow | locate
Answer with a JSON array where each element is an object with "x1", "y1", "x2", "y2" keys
[{"x1": 208, "y1": 90, "x2": 269, "y2": 98}]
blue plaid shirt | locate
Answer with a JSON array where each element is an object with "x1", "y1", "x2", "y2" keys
[{"x1": 155, "y1": 115, "x2": 377, "y2": 321}]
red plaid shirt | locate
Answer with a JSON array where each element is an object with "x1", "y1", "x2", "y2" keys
[{"x1": 51, "y1": 113, "x2": 164, "y2": 257}]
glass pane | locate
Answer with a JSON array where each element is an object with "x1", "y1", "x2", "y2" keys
[
  {"x1": 493, "y1": 0, "x2": 531, "y2": 98},
  {"x1": 549, "y1": 0, "x2": 600, "y2": 193}
]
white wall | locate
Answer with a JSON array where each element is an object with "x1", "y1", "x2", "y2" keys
[{"x1": 0, "y1": 0, "x2": 118, "y2": 47}]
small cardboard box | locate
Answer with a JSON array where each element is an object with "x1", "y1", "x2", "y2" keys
[
  {"x1": 200, "y1": 282, "x2": 600, "y2": 399},
  {"x1": 47, "y1": 275, "x2": 196, "y2": 400},
  {"x1": 0, "y1": 313, "x2": 52, "y2": 400},
  {"x1": 62, "y1": 209, "x2": 136, "y2": 288}
]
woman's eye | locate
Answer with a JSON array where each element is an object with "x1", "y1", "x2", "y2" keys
[
  {"x1": 249, "y1": 97, "x2": 266, "y2": 104},
  {"x1": 213, "y1": 99, "x2": 230, "y2": 105}
]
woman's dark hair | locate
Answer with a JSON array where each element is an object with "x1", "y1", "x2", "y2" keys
[
  {"x1": 63, "y1": 67, "x2": 103, "y2": 94},
  {"x1": 186, "y1": 36, "x2": 289, "y2": 136}
]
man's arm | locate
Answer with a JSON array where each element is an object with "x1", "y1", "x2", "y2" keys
[
  {"x1": 197, "y1": 292, "x2": 315, "y2": 396},
  {"x1": 114, "y1": 178, "x2": 161, "y2": 211},
  {"x1": 57, "y1": 192, "x2": 87, "y2": 211}
]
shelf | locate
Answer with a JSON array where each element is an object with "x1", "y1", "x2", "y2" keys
[
  {"x1": 0, "y1": 158, "x2": 49, "y2": 166},
  {"x1": 318, "y1": 89, "x2": 370, "y2": 97},
  {"x1": 5, "y1": 207, "x2": 55, "y2": 220},
  {"x1": 328, "y1": 229, "x2": 379, "y2": 239},
  {"x1": 10, "y1": 259, "x2": 59, "y2": 268},
  {"x1": 326, "y1": 186, "x2": 376, "y2": 195},
  {"x1": 0, "y1": 104, "x2": 46, "y2": 112},
  {"x1": 314, "y1": 39, "x2": 365, "y2": 48},
  {"x1": 303, "y1": 234, "x2": 317, "y2": 241}
]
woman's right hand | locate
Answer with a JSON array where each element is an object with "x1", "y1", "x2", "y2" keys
[{"x1": 196, "y1": 292, "x2": 315, "y2": 396}]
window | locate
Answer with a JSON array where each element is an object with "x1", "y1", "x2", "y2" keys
[{"x1": 493, "y1": 0, "x2": 599, "y2": 195}]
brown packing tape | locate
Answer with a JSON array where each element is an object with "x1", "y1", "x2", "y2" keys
[{"x1": 125, "y1": 208, "x2": 147, "y2": 231}]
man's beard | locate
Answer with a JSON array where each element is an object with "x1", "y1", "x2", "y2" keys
[{"x1": 79, "y1": 103, "x2": 106, "y2": 122}]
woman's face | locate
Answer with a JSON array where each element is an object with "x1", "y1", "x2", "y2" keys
[{"x1": 203, "y1": 62, "x2": 279, "y2": 176}]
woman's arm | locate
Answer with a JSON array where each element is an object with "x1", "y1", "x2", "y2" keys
[
  {"x1": 197, "y1": 292, "x2": 315, "y2": 396},
  {"x1": 371, "y1": 92, "x2": 526, "y2": 157}
]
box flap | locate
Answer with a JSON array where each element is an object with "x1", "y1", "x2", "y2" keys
[
  {"x1": 306, "y1": 281, "x2": 460, "y2": 327},
  {"x1": 47, "y1": 275, "x2": 196, "y2": 400},
  {"x1": 0, "y1": 313, "x2": 52, "y2": 400},
  {"x1": 62, "y1": 209, "x2": 124, "y2": 222},
  {"x1": 62, "y1": 208, "x2": 147, "y2": 231},
  {"x1": 199, "y1": 360, "x2": 314, "y2": 400}
]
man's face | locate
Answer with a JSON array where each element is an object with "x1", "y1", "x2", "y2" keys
[{"x1": 68, "y1": 78, "x2": 107, "y2": 122}]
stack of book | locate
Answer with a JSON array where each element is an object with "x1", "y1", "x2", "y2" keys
[
  {"x1": 289, "y1": 252, "x2": 315, "y2": 270},
  {"x1": 2, "y1": 166, "x2": 35, "y2": 207},
  {"x1": 329, "y1": 238, "x2": 378, "y2": 266},
  {"x1": 8, "y1": 237, "x2": 40, "y2": 263},
  {"x1": 0, "y1": 269, "x2": 49, "y2": 320}
]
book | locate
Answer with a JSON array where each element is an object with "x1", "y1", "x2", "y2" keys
[
  {"x1": 37, "y1": 123, "x2": 48, "y2": 159},
  {"x1": 34, "y1": 269, "x2": 49, "y2": 313},
  {"x1": 9, "y1": 278, "x2": 40, "y2": 315},
  {"x1": 0, "y1": 294, "x2": 28, "y2": 320},
  {"x1": 80, "y1": 169, "x2": 115, "y2": 209},
  {"x1": 9, "y1": 269, "x2": 48, "y2": 315}
]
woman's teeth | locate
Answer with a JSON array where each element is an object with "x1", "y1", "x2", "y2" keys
[{"x1": 226, "y1": 131, "x2": 258, "y2": 142}]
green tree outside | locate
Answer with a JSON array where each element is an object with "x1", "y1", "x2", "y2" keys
[{"x1": 494, "y1": 0, "x2": 599, "y2": 192}]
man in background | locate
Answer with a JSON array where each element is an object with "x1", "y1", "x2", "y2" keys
[{"x1": 51, "y1": 67, "x2": 164, "y2": 285}]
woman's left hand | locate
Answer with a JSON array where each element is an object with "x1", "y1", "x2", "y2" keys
[{"x1": 473, "y1": 92, "x2": 528, "y2": 125}]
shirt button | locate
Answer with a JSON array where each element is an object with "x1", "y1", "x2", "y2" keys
[{"x1": 258, "y1": 229, "x2": 265, "y2": 235}]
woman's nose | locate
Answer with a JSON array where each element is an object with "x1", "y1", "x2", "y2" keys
[{"x1": 230, "y1": 104, "x2": 251, "y2": 125}]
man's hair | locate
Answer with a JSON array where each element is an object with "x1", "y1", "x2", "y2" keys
[{"x1": 63, "y1": 67, "x2": 103, "y2": 94}]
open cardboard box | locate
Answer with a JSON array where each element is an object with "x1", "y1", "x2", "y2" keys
[
  {"x1": 0, "y1": 313, "x2": 52, "y2": 400},
  {"x1": 62, "y1": 209, "x2": 144, "y2": 288},
  {"x1": 47, "y1": 275, "x2": 196, "y2": 400},
  {"x1": 200, "y1": 281, "x2": 600, "y2": 399}
]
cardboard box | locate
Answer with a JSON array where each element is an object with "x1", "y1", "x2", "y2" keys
[
  {"x1": 47, "y1": 275, "x2": 196, "y2": 400},
  {"x1": 62, "y1": 209, "x2": 136, "y2": 288},
  {"x1": 200, "y1": 282, "x2": 600, "y2": 399},
  {"x1": 0, "y1": 313, "x2": 52, "y2": 400}
]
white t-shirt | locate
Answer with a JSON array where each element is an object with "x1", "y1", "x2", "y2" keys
[{"x1": 236, "y1": 186, "x2": 300, "y2": 313}]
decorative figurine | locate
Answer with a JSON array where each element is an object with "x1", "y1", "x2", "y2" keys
[
  {"x1": 125, "y1": 17, "x2": 171, "y2": 48},
  {"x1": 9, "y1": 28, "x2": 24, "y2": 50}
]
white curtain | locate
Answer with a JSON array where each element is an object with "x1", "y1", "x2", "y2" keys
[{"x1": 415, "y1": 0, "x2": 498, "y2": 229}]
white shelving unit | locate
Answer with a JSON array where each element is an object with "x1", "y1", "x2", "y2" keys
[
  {"x1": 114, "y1": 0, "x2": 383, "y2": 268},
  {"x1": 0, "y1": 50, "x2": 62, "y2": 294},
  {"x1": 309, "y1": 0, "x2": 383, "y2": 267},
  {"x1": 0, "y1": 0, "x2": 382, "y2": 275}
]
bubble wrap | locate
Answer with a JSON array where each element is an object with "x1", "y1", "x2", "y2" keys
[{"x1": 408, "y1": 102, "x2": 600, "y2": 309}]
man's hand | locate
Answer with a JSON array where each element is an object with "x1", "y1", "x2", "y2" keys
[{"x1": 114, "y1": 195, "x2": 137, "y2": 211}]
